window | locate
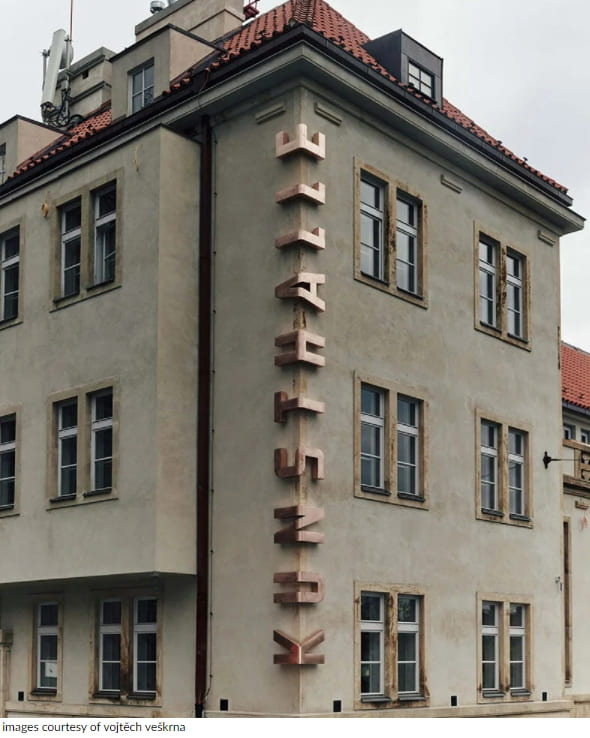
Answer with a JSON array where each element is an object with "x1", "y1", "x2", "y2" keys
[
  {"x1": 99, "y1": 600, "x2": 121, "y2": 692},
  {"x1": 477, "y1": 413, "x2": 531, "y2": 526},
  {"x1": 479, "y1": 238, "x2": 497, "y2": 328},
  {"x1": 0, "y1": 143, "x2": 6, "y2": 185},
  {"x1": 355, "y1": 162, "x2": 427, "y2": 307},
  {"x1": 360, "y1": 385, "x2": 384, "y2": 489},
  {"x1": 408, "y1": 61, "x2": 433, "y2": 97},
  {"x1": 34, "y1": 601, "x2": 61, "y2": 696},
  {"x1": 476, "y1": 230, "x2": 529, "y2": 347},
  {"x1": 481, "y1": 602, "x2": 499, "y2": 692},
  {"x1": 91, "y1": 390, "x2": 113, "y2": 492},
  {"x1": 356, "y1": 375, "x2": 427, "y2": 508},
  {"x1": 396, "y1": 196, "x2": 419, "y2": 294},
  {"x1": 49, "y1": 383, "x2": 117, "y2": 505},
  {"x1": 93, "y1": 185, "x2": 117, "y2": 284},
  {"x1": 357, "y1": 585, "x2": 426, "y2": 708},
  {"x1": 57, "y1": 400, "x2": 77, "y2": 497},
  {"x1": 1, "y1": 227, "x2": 19, "y2": 322},
  {"x1": 0, "y1": 414, "x2": 15, "y2": 508},
  {"x1": 479, "y1": 597, "x2": 531, "y2": 700},
  {"x1": 94, "y1": 595, "x2": 159, "y2": 700},
  {"x1": 581, "y1": 429, "x2": 590, "y2": 445},
  {"x1": 563, "y1": 423, "x2": 575, "y2": 441},
  {"x1": 52, "y1": 176, "x2": 119, "y2": 307},
  {"x1": 134, "y1": 598, "x2": 157, "y2": 694},
  {"x1": 360, "y1": 175, "x2": 385, "y2": 281},
  {"x1": 60, "y1": 200, "x2": 81, "y2": 298},
  {"x1": 130, "y1": 61, "x2": 154, "y2": 114}
]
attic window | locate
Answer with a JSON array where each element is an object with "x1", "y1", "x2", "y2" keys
[
  {"x1": 408, "y1": 62, "x2": 433, "y2": 97},
  {"x1": 130, "y1": 60, "x2": 154, "y2": 114}
]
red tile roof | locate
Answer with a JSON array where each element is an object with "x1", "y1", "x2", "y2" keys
[
  {"x1": 9, "y1": 0, "x2": 568, "y2": 194},
  {"x1": 562, "y1": 343, "x2": 590, "y2": 411}
]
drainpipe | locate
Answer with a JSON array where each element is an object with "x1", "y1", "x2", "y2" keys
[{"x1": 195, "y1": 115, "x2": 213, "y2": 718}]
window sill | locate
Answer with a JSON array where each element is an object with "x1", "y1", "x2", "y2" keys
[
  {"x1": 30, "y1": 688, "x2": 57, "y2": 697},
  {"x1": 398, "y1": 693, "x2": 426, "y2": 702},
  {"x1": 92, "y1": 691, "x2": 121, "y2": 700},
  {"x1": 128, "y1": 692, "x2": 156, "y2": 701},
  {"x1": 481, "y1": 507, "x2": 504, "y2": 517},
  {"x1": 49, "y1": 493, "x2": 77, "y2": 503},
  {"x1": 54, "y1": 292, "x2": 80, "y2": 305},
  {"x1": 360, "y1": 485, "x2": 391, "y2": 497},
  {"x1": 50, "y1": 282, "x2": 121, "y2": 312},
  {"x1": 397, "y1": 492, "x2": 425, "y2": 503},
  {"x1": 510, "y1": 688, "x2": 531, "y2": 697},
  {"x1": 509, "y1": 513, "x2": 531, "y2": 522},
  {"x1": 360, "y1": 272, "x2": 389, "y2": 286},
  {"x1": 86, "y1": 278, "x2": 115, "y2": 292},
  {"x1": 83, "y1": 487, "x2": 112, "y2": 498},
  {"x1": 0, "y1": 317, "x2": 22, "y2": 331},
  {"x1": 481, "y1": 690, "x2": 505, "y2": 699},
  {"x1": 360, "y1": 695, "x2": 392, "y2": 704},
  {"x1": 0, "y1": 503, "x2": 15, "y2": 511},
  {"x1": 355, "y1": 272, "x2": 428, "y2": 309}
]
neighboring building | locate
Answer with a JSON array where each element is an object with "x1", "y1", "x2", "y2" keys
[
  {"x1": 0, "y1": 0, "x2": 585, "y2": 719},
  {"x1": 560, "y1": 342, "x2": 590, "y2": 716}
]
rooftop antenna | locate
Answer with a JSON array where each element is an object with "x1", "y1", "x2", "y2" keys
[{"x1": 40, "y1": 10, "x2": 80, "y2": 130}]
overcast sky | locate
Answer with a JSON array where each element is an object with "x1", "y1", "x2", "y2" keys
[{"x1": 3, "y1": 0, "x2": 589, "y2": 350}]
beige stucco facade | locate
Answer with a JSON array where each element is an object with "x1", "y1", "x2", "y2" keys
[{"x1": 0, "y1": 0, "x2": 586, "y2": 719}]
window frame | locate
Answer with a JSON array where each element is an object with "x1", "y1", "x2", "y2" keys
[
  {"x1": 0, "y1": 226, "x2": 21, "y2": 324},
  {"x1": 91, "y1": 591, "x2": 160, "y2": 704},
  {"x1": 0, "y1": 411, "x2": 17, "y2": 512},
  {"x1": 476, "y1": 410, "x2": 532, "y2": 527},
  {"x1": 474, "y1": 225, "x2": 530, "y2": 349},
  {"x1": 47, "y1": 381, "x2": 118, "y2": 508},
  {"x1": 407, "y1": 61, "x2": 434, "y2": 97},
  {"x1": 563, "y1": 423, "x2": 575, "y2": 441},
  {"x1": 355, "y1": 583, "x2": 427, "y2": 710},
  {"x1": 0, "y1": 143, "x2": 5, "y2": 185},
  {"x1": 93, "y1": 184, "x2": 117, "y2": 286},
  {"x1": 30, "y1": 597, "x2": 63, "y2": 701},
  {"x1": 129, "y1": 59, "x2": 155, "y2": 115},
  {"x1": 355, "y1": 372, "x2": 428, "y2": 510},
  {"x1": 477, "y1": 594, "x2": 532, "y2": 703},
  {"x1": 355, "y1": 160, "x2": 427, "y2": 308},
  {"x1": 91, "y1": 389, "x2": 113, "y2": 493},
  {"x1": 51, "y1": 173, "x2": 122, "y2": 309}
]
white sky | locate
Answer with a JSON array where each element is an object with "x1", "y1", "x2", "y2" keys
[{"x1": 2, "y1": 0, "x2": 589, "y2": 350}]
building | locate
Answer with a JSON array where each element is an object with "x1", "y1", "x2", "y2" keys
[
  {"x1": 0, "y1": 0, "x2": 585, "y2": 719},
  {"x1": 560, "y1": 342, "x2": 590, "y2": 716}
]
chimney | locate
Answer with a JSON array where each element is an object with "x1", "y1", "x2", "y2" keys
[{"x1": 135, "y1": 0, "x2": 244, "y2": 43}]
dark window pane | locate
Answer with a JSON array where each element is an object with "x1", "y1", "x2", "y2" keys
[
  {"x1": 360, "y1": 631, "x2": 381, "y2": 661},
  {"x1": 102, "y1": 662, "x2": 120, "y2": 691},
  {"x1": 40, "y1": 604, "x2": 58, "y2": 626},
  {"x1": 0, "y1": 418, "x2": 15, "y2": 444},
  {"x1": 95, "y1": 393, "x2": 112, "y2": 421},
  {"x1": 95, "y1": 459, "x2": 112, "y2": 490},
  {"x1": 361, "y1": 594, "x2": 381, "y2": 622},
  {"x1": 136, "y1": 599, "x2": 157, "y2": 624},
  {"x1": 64, "y1": 204, "x2": 81, "y2": 232},
  {"x1": 102, "y1": 633, "x2": 121, "y2": 662},
  {"x1": 398, "y1": 662, "x2": 416, "y2": 693},
  {"x1": 102, "y1": 600, "x2": 121, "y2": 625},
  {"x1": 40, "y1": 634, "x2": 57, "y2": 660},
  {"x1": 136, "y1": 662, "x2": 156, "y2": 692}
]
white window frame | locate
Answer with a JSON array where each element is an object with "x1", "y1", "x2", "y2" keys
[
  {"x1": 99, "y1": 599, "x2": 122, "y2": 693},
  {"x1": 396, "y1": 195, "x2": 418, "y2": 294},
  {"x1": 57, "y1": 400, "x2": 77, "y2": 497},
  {"x1": 360, "y1": 384, "x2": 385, "y2": 490},
  {"x1": 506, "y1": 251, "x2": 523, "y2": 338},
  {"x1": 479, "y1": 238, "x2": 497, "y2": 328},
  {"x1": 481, "y1": 601, "x2": 500, "y2": 692},
  {"x1": 133, "y1": 597, "x2": 157, "y2": 694},
  {"x1": 563, "y1": 423, "x2": 575, "y2": 441},
  {"x1": 37, "y1": 602, "x2": 59, "y2": 691},
  {"x1": 93, "y1": 185, "x2": 117, "y2": 285},
  {"x1": 91, "y1": 390, "x2": 113, "y2": 492},
  {"x1": 480, "y1": 421, "x2": 498, "y2": 512},
  {"x1": 60, "y1": 200, "x2": 81, "y2": 298},
  {"x1": 360, "y1": 592, "x2": 385, "y2": 697},
  {"x1": 130, "y1": 60, "x2": 154, "y2": 114},
  {"x1": 0, "y1": 228, "x2": 19, "y2": 322},
  {"x1": 397, "y1": 595, "x2": 420, "y2": 695},
  {"x1": 509, "y1": 604, "x2": 526, "y2": 690},
  {"x1": 581, "y1": 429, "x2": 590, "y2": 445},
  {"x1": 508, "y1": 428, "x2": 525, "y2": 516},
  {"x1": 360, "y1": 174, "x2": 385, "y2": 281},
  {"x1": 397, "y1": 396, "x2": 419, "y2": 497},
  {"x1": 0, "y1": 414, "x2": 15, "y2": 508},
  {"x1": 408, "y1": 61, "x2": 433, "y2": 97}
]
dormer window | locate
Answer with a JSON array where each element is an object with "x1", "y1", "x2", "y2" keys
[
  {"x1": 408, "y1": 62, "x2": 433, "y2": 97},
  {"x1": 130, "y1": 60, "x2": 154, "y2": 113}
]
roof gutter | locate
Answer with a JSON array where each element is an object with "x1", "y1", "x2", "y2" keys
[{"x1": 195, "y1": 115, "x2": 213, "y2": 717}]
